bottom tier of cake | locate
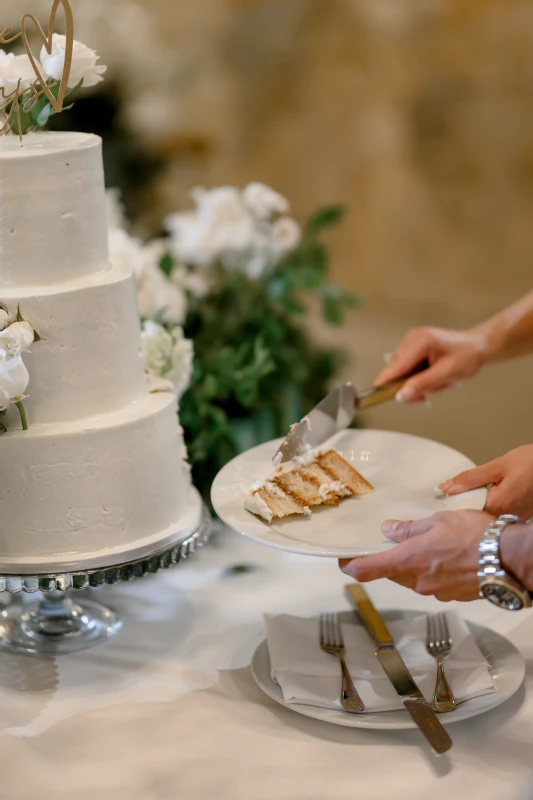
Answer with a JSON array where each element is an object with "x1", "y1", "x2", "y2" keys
[{"x1": 0, "y1": 393, "x2": 192, "y2": 565}]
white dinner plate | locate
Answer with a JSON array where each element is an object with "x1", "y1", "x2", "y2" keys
[
  {"x1": 250, "y1": 611, "x2": 525, "y2": 730},
  {"x1": 211, "y1": 429, "x2": 488, "y2": 558}
]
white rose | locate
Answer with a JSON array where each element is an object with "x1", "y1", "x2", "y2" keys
[
  {"x1": 0, "y1": 351, "x2": 29, "y2": 410},
  {"x1": 41, "y1": 34, "x2": 107, "y2": 89},
  {"x1": 0, "y1": 51, "x2": 40, "y2": 95},
  {"x1": 0, "y1": 309, "x2": 9, "y2": 331},
  {"x1": 0, "y1": 321, "x2": 34, "y2": 357},
  {"x1": 269, "y1": 217, "x2": 302, "y2": 259},
  {"x1": 141, "y1": 321, "x2": 194, "y2": 399},
  {"x1": 171, "y1": 265, "x2": 211, "y2": 299},
  {"x1": 137, "y1": 262, "x2": 187, "y2": 326},
  {"x1": 165, "y1": 187, "x2": 256, "y2": 267},
  {"x1": 243, "y1": 182, "x2": 290, "y2": 221}
]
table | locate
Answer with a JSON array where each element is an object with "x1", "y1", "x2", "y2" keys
[{"x1": 1, "y1": 524, "x2": 533, "y2": 800}]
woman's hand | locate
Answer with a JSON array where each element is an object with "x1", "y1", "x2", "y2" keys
[
  {"x1": 439, "y1": 444, "x2": 533, "y2": 520},
  {"x1": 340, "y1": 510, "x2": 495, "y2": 602},
  {"x1": 374, "y1": 327, "x2": 489, "y2": 403}
]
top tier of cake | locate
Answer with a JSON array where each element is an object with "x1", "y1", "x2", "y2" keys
[{"x1": 0, "y1": 132, "x2": 109, "y2": 288}]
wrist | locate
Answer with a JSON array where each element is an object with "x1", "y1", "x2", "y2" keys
[
  {"x1": 469, "y1": 321, "x2": 504, "y2": 365},
  {"x1": 500, "y1": 524, "x2": 533, "y2": 591}
]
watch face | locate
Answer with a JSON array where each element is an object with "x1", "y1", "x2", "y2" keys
[{"x1": 482, "y1": 583, "x2": 524, "y2": 611}]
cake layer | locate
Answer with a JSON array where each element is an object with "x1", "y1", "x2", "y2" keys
[
  {"x1": 1, "y1": 263, "x2": 147, "y2": 424},
  {"x1": 0, "y1": 393, "x2": 190, "y2": 560},
  {"x1": 0, "y1": 132, "x2": 109, "y2": 288}
]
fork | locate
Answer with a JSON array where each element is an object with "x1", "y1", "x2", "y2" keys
[
  {"x1": 426, "y1": 613, "x2": 456, "y2": 713},
  {"x1": 319, "y1": 613, "x2": 365, "y2": 713}
]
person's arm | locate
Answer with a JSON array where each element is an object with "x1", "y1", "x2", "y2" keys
[{"x1": 374, "y1": 290, "x2": 533, "y2": 403}]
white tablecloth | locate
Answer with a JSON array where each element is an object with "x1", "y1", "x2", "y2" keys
[{"x1": 2, "y1": 524, "x2": 533, "y2": 800}]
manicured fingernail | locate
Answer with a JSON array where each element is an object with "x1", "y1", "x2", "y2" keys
[
  {"x1": 438, "y1": 479, "x2": 453, "y2": 492},
  {"x1": 382, "y1": 520, "x2": 399, "y2": 534},
  {"x1": 396, "y1": 387, "x2": 415, "y2": 403},
  {"x1": 340, "y1": 562, "x2": 356, "y2": 577}
]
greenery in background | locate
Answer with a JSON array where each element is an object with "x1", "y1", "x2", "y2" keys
[{"x1": 167, "y1": 207, "x2": 362, "y2": 502}]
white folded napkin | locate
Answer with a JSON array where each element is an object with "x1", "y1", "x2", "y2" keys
[{"x1": 265, "y1": 611, "x2": 497, "y2": 712}]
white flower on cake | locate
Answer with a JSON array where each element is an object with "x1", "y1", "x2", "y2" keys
[
  {"x1": 0, "y1": 321, "x2": 35, "y2": 356},
  {"x1": 0, "y1": 51, "x2": 39, "y2": 95},
  {"x1": 0, "y1": 305, "x2": 40, "y2": 433},
  {"x1": 40, "y1": 35, "x2": 107, "y2": 88},
  {"x1": 0, "y1": 351, "x2": 29, "y2": 411},
  {"x1": 141, "y1": 321, "x2": 194, "y2": 399}
]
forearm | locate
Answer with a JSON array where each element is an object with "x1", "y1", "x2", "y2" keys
[
  {"x1": 472, "y1": 290, "x2": 533, "y2": 363},
  {"x1": 500, "y1": 524, "x2": 533, "y2": 591}
]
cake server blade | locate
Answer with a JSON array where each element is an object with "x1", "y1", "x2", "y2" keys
[{"x1": 272, "y1": 362, "x2": 428, "y2": 465}]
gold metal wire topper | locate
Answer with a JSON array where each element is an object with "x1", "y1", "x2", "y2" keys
[{"x1": 0, "y1": 0, "x2": 74, "y2": 141}]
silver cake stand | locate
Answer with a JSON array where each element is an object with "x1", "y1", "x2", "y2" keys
[{"x1": 0, "y1": 502, "x2": 211, "y2": 656}]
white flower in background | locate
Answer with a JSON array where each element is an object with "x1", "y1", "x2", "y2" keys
[
  {"x1": 0, "y1": 351, "x2": 29, "y2": 411},
  {"x1": 171, "y1": 265, "x2": 211, "y2": 300},
  {"x1": 0, "y1": 309, "x2": 9, "y2": 331},
  {"x1": 0, "y1": 322, "x2": 34, "y2": 357},
  {"x1": 270, "y1": 217, "x2": 302, "y2": 258},
  {"x1": 0, "y1": 50, "x2": 40, "y2": 95},
  {"x1": 106, "y1": 188, "x2": 126, "y2": 232},
  {"x1": 243, "y1": 182, "x2": 290, "y2": 221},
  {"x1": 141, "y1": 321, "x2": 194, "y2": 399},
  {"x1": 40, "y1": 35, "x2": 107, "y2": 89},
  {"x1": 108, "y1": 228, "x2": 187, "y2": 325},
  {"x1": 165, "y1": 187, "x2": 256, "y2": 266}
]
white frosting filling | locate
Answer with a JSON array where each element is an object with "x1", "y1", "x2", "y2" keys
[
  {"x1": 243, "y1": 492, "x2": 273, "y2": 523},
  {"x1": 318, "y1": 481, "x2": 349, "y2": 501}
]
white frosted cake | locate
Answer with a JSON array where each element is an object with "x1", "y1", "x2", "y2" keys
[{"x1": 0, "y1": 132, "x2": 194, "y2": 569}]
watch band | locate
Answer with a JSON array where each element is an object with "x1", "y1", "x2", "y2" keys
[{"x1": 477, "y1": 514, "x2": 523, "y2": 582}]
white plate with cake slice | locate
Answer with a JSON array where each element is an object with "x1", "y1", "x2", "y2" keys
[{"x1": 210, "y1": 429, "x2": 488, "y2": 558}]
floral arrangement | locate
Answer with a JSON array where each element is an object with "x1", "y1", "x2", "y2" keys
[
  {"x1": 0, "y1": 304, "x2": 41, "y2": 433},
  {"x1": 0, "y1": 32, "x2": 106, "y2": 136},
  {"x1": 108, "y1": 183, "x2": 361, "y2": 502}
]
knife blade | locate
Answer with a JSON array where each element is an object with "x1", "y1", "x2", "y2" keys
[
  {"x1": 346, "y1": 583, "x2": 452, "y2": 755},
  {"x1": 273, "y1": 361, "x2": 429, "y2": 465}
]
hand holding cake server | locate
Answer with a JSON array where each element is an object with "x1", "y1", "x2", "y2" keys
[{"x1": 341, "y1": 289, "x2": 533, "y2": 608}]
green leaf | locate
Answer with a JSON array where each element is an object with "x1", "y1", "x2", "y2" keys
[
  {"x1": 159, "y1": 252, "x2": 175, "y2": 277},
  {"x1": 16, "y1": 305, "x2": 23, "y2": 322},
  {"x1": 33, "y1": 329, "x2": 43, "y2": 343},
  {"x1": 305, "y1": 205, "x2": 345, "y2": 235},
  {"x1": 323, "y1": 297, "x2": 343, "y2": 326},
  {"x1": 35, "y1": 102, "x2": 51, "y2": 128}
]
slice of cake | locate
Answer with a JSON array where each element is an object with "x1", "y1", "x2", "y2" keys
[{"x1": 243, "y1": 450, "x2": 373, "y2": 523}]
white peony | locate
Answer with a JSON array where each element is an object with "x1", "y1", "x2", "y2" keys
[
  {"x1": 0, "y1": 322, "x2": 34, "y2": 357},
  {"x1": 165, "y1": 187, "x2": 256, "y2": 267},
  {"x1": 105, "y1": 188, "x2": 126, "y2": 232},
  {"x1": 270, "y1": 217, "x2": 302, "y2": 258},
  {"x1": 0, "y1": 51, "x2": 40, "y2": 96},
  {"x1": 243, "y1": 182, "x2": 290, "y2": 221},
  {"x1": 0, "y1": 309, "x2": 9, "y2": 331},
  {"x1": 171, "y1": 265, "x2": 211, "y2": 300},
  {"x1": 0, "y1": 351, "x2": 29, "y2": 411},
  {"x1": 40, "y1": 34, "x2": 107, "y2": 89},
  {"x1": 141, "y1": 321, "x2": 194, "y2": 399},
  {"x1": 108, "y1": 228, "x2": 187, "y2": 325}
]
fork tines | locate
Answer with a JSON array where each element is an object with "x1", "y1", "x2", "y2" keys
[{"x1": 320, "y1": 612, "x2": 344, "y2": 649}]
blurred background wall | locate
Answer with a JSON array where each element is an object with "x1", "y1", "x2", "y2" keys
[{"x1": 3, "y1": 0, "x2": 533, "y2": 465}]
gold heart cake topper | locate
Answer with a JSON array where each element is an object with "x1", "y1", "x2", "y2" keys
[
  {"x1": 0, "y1": 0, "x2": 75, "y2": 139},
  {"x1": 21, "y1": 0, "x2": 74, "y2": 114}
]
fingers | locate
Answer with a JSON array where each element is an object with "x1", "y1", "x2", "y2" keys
[
  {"x1": 395, "y1": 357, "x2": 460, "y2": 403},
  {"x1": 373, "y1": 331, "x2": 432, "y2": 387},
  {"x1": 381, "y1": 517, "x2": 436, "y2": 542},
  {"x1": 340, "y1": 548, "x2": 404, "y2": 582},
  {"x1": 439, "y1": 460, "x2": 501, "y2": 495}
]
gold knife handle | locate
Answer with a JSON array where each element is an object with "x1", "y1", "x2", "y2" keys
[
  {"x1": 346, "y1": 584, "x2": 393, "y2": 646},
  {"x1": 356, "y1": 359, "x2": 431, "y2": 411}
]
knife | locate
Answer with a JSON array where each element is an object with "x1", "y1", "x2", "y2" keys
[
  {"x1": 273, "y1": 361, "x2": 429, "y2": 464},
  {"x1": 346, "y1": 583, "x2": 452, "y2": 755}
]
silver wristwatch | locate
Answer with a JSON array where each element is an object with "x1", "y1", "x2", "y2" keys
[{"x1": 478, "y1": 514, "x2": 532, "y2": 610}]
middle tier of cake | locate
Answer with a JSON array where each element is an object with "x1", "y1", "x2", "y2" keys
[{"x1": 0, "y1": 262, "x2": 147, "y2": 424}]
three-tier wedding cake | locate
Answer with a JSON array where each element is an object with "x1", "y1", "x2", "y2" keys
[{"x1": 0, "y1": 131, "x2": 195, "y2": 569}]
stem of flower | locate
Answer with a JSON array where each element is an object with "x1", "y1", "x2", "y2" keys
[{"x1": 16, "y1": 401, "x2": 28, "y2": 431}]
